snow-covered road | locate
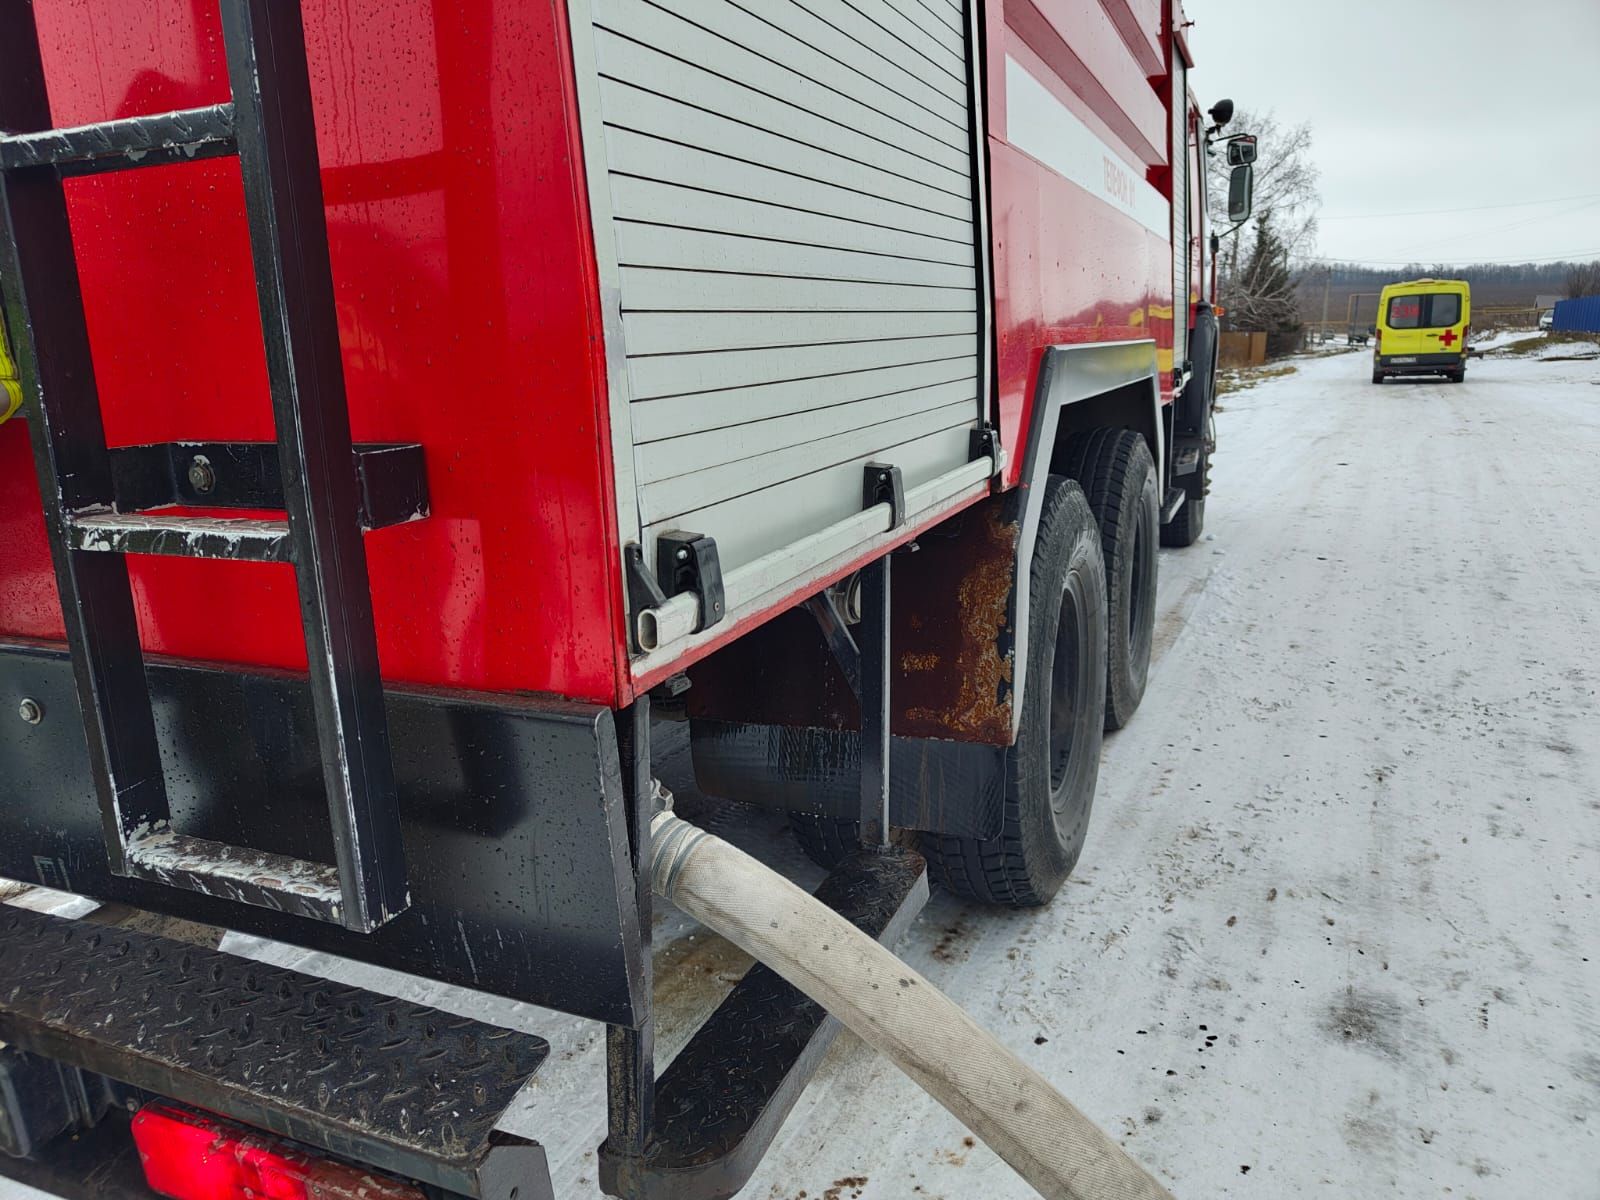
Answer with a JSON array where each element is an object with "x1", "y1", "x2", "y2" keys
[
  {"x1": 6, "y1": 344, "x2": 1597, "y2": 1200},
  {"x1": 719, "y1": 344, "x2": 1600, "y2": 1199}
]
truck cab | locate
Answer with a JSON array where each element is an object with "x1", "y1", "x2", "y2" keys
[{"x1": 1373, "y1": 278, "x2": 1471, "y2": 383}]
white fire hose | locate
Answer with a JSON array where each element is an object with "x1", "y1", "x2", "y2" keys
[{"x1": 650, "y1": 811, "x2": 1175, "y2": 1200}]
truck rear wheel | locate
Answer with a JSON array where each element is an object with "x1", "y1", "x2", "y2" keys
[
  {"x1": 921, "y1": 476, "x2": 1107, "y2": 907},
  {"x1": 1065, "y1": 429, "x2": 1157, "y2": 730},
  {"x1": 789, "y1": 814, "x2": 915, "y2": 870},
  {"x1": 790, "y1": 813, "x2": 855, "y2": 868}
]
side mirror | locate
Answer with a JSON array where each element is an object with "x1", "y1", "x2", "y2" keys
[
  {"x1": 1227, "y1": 164, "x2": 1254, "y2": 223},
  {"x1": 1226, "y1": 134, "x2": 1257, "y2": 166},
  {"x1": 1208, "y1": 99, "x2": 1234, "y2": 127}
]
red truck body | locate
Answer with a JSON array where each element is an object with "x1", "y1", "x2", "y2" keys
[
  {"x1": 0, "y1": 2, "x2": 1221, "y2": 1194},
  {"x1": 0, "y1": 0, "x2": 1204, "y2": 710},
  {"x1": 1, "y1": 0, "x2": 631, "y2": 701}
]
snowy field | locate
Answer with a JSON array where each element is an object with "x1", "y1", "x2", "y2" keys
[{"x1": 5, "y1": 341, "x2": 1598, "y2": 1199}]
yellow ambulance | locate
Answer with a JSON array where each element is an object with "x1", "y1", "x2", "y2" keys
[{"x1": 1372, "y1": 278, "x2": 1471, "y2": 384}]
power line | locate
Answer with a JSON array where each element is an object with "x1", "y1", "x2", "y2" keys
[
  {"x1": 1396, "y1": 197, "x2": 1600, "y2": 255},
  {"x1": 1318, "y1": 191, "x2": 1600, "y2": 221},
  {"x1": 1298, "y1": 248, "x2": 1600, "y2": 267}
]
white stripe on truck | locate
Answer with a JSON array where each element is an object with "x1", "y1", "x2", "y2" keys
[{"x1": 1005, "y1": 55, "x2": 1170, "y2": 238}]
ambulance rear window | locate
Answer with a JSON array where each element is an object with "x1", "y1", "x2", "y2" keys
[
  {"x1": 1386, "y1": 293, "x2": 1460, "y2": 329},
  {"x1": 1388, "y1": 296, "x2": 1422, "y2": 328}
]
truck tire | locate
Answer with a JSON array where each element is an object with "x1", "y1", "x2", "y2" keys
[
  {"x1": 1163, "y1": 307, "x2": 1215, "y2": 550},
  {"x1": 1371, "y1": 370, "x2": 1383, "y2": 384},
  {"x1": 789, "y1": 813, "x2": 855, "y2": 869},
  {"x1": 1064, "y1": 429, "x2": 1157, "y2": 730},
  {"x1": 920, "y1": 476, "x2": 1107, "y2": 907},
  {"x1": 790, "y1": 814, "x2": 915, "y2": 870},
  {"x1": 1159, "y1": 450, "x2": 1207, "y2": 548}
]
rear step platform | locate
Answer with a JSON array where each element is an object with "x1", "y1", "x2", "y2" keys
[
  {"x1": 0, "y1": 905, "x2": 552, "y2": 1199},
  {"x1": 600, "y1": 848, "x2": 928, "y2": 1200}
]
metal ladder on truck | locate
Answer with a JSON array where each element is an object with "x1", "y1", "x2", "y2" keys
[
  {"x1": 0, "y1": 0, "x2": 428, "y2": 935},
  {"x1": 0, "y1": 6, "x2": 562, "y2": 1197}
]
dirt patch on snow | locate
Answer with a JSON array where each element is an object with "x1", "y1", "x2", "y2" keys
[{"x1": 1323, "y1": 990, "x2": 1409, "y2": 1060}]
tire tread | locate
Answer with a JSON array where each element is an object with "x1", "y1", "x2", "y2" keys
[{"x1": 1067, "y1": 429, "x2": 1157, "y2": 729}]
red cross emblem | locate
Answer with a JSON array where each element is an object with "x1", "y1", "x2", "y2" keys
[{"x1": 1438, "y1": 329, "x2": 1458, "y2": 347}]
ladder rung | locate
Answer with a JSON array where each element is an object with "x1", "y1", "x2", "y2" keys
[
  {"x1": 123, "y1": 828, "x2": 342, "y2": 923},
  {"x1": 107, "y1": 440, "x2": 431, "y2": 529},
  {"x1": 65, "y1": 511, "x2": 291, "y2": 562},
  {"x1": 0, "y1": 104, "x2": 236, "y2": 177},
  {"x1": 0, "y1": 0, "x2": 412, "y2": 935}
]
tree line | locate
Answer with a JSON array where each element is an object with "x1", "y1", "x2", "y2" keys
[{"x1": 1303, "y1": 260, "x2": 1599, "y2": 296}]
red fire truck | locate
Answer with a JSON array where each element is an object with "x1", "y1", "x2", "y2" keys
[{"x1": 0, "y1": 0, "x2": 1251, "y2": 1195}]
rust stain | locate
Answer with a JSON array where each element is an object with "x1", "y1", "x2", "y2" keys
[
  {"x1": 901, "y1": 504, "x2": 1016, "y2": 742},
  {"x1": 688, "y1": 497, "x2": 1020, "y2": 741},
  {"x1": 822, "y1": 1178, "x2": 869, "y2": 1200}
]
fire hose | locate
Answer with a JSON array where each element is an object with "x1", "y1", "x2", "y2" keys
[{"x1": 650, "y1": 811, "x2": 1175, "y2": 1200}]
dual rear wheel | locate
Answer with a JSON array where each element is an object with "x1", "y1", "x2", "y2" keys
[
  {"x1": 923, "y1": 430, "x2": 1159, "y2": 905},
  {"x1": 793, "y1": 430, "x2": 1162, "y2": 908}
]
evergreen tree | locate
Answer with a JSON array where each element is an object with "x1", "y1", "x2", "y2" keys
[{"x1": 1222, "y1": 214, "x2": 1301, "y2": 332}]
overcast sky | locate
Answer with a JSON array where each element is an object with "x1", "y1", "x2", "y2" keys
[{"x1": 1187, "y1": 0, "x2": 1600, "y2": 268}]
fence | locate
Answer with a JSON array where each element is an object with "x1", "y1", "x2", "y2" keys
[
  {"x1": 1473, "y1": 306, "x2": 1541, "y2": 331},
  {"x1": 1552, "y1": 295, "x2": 1600, "y2": 333},
  {"x1": 1219, "y1": 331, "x2": 1267, "y2": 366}
]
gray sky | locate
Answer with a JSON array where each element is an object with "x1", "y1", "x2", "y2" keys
[{"x1": 1187, "y1": 0, "x2": 1600, "y2": 267}]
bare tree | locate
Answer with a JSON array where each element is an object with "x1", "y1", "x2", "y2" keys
[
  {"x1": 1566, "y1": 260, "x2": 1600, "y2": 299},
  {"x1": 1206, "y1": 110, "x2": 1320, "y2": 329},
  {"x1": 1222, "y1": 218, "x2": 1301, "y2": 332}
]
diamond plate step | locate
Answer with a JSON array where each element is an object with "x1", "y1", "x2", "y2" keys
[
  {"x1": 0, "y1": 905, "x2": 552, "y2": 1199},
  {"x1": 599, "y1": 846, "x2": 929, "y2": 1200}
]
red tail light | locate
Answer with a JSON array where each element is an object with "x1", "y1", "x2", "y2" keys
[{"x1": 131, "y1": 1104, "x2": 425, "y2": 1200}]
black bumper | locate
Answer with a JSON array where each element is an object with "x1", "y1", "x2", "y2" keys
[
  {"x1": 0, "y1": 640, "x2": 646, "y2": 1027},
  {"x1": 1376, "y1": 353, "x2": 1464, "y2": 376}
]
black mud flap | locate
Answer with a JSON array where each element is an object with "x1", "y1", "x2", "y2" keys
[{"x1": 689, "y1": 719, "x2": 1005, "y2": 840}]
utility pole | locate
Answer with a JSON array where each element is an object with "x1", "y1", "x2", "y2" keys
[
  {"x1": 1320, "y1": 265, "x2": 1332, "y2": 344},
  {"x1": 1344, "y1": 291, "x2": 1379, "y2": 340}
]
